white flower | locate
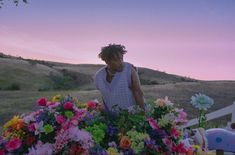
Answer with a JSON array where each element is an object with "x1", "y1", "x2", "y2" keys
[
  {"x1": 164, "y1": 96, "x2": 174, "y2": 107},
  {"x1": 34, "y1": 121, "x2": 44, "y2": 135}
]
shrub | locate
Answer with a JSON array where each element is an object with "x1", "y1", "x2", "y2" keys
[
  {"x1": 49, "y1": 71, "x2": 76, "y2": 90},
  {"x1": 5, "y1": 83, "x2": 20, "y2": 90},
  {"x1": 27, "y1": 60, "x2": 37, "y2": 66}
]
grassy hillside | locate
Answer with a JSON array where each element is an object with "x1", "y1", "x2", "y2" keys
[{"x1": 0, "y1": 54, "x2": 196, "y2": 91}]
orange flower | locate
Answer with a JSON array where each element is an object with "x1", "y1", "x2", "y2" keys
[
  {"x1": 120, "y1": 136, "x2": 131, "y2": 149},
  {"x1": 154, "y1": 99, "x2": 165, "y2": 107},
  {"x1": 3, "y1": 116, "x2": 24, "y2": 131}
]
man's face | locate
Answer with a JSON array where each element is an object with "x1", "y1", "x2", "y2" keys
[{"x1": 105, "y1": 53, "x2": 123, "y2": 72}]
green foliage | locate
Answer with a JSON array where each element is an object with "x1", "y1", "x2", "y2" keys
[
  {"x1": 26, "y1": 59, "x2": 54, "y2": 67},
  {"x1": 27, "y1": 59, "x2": 37, "y2": 66},
  {"x1": 140, "y1": 79, "x2": 159, "y2": 85},
  {"x1": 198, "y1": 109, "x2": 207, "y2": 128},
  {"x1": 4, "y1": 83, "x2": 20, "y2": 90},
  {"x1": 50, "y1": 70, "x2": 76, "y2": 90},
  {"x1": 180, "y1": 77, "x2": 195, "y2": 82},
  {"x1": 38, "y1": 86, "x2": 51, "y2": 91},
  {"x1": 0, "y1": 53, "x2": 4, "y2": 58},
  {"x1": 85, "y1": 123, "x2": 107, "y2": 144}
]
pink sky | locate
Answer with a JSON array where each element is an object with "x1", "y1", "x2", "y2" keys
[{"x1": 0, "y1": 0, "x2": 235, "y2": 80}]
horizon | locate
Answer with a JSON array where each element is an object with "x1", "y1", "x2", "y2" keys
[
  {"x1": 0, "y1": 0, "x2": 235, "y2": 80},
  {"x1": 1, "y1": 51, "x2": 234, "y2": 82}
]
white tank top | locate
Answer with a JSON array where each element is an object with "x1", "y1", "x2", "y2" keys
[{"x1": 94, "y1": 62, "x2": 136, "y2": 112}]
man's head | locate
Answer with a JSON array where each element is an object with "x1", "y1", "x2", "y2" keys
[
  {"x1": 99, "y1": 44, "x2": 127, "y2": 61},
  {"x1": 99, "y1": 44, "x2": 127, "y2": 71}
]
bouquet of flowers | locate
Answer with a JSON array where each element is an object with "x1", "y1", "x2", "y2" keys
[{"x1": 0, "y1": 95, "x2": 189, "y2": 155}]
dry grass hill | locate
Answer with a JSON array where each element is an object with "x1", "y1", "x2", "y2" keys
[{"x1": 0, "y1": 53, "x2": 196, "y2": 91}]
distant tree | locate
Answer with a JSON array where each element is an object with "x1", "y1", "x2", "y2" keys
[{"x1": 0, "y1": 0, "x2": 27, "y2": 8}]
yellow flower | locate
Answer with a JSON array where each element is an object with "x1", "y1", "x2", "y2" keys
[
  {"x1": 107, "y1": 147, "x2": 119, "y2": 155},
  {"x1": 192, "y1": 145, "x2": 200, "y2": 149},
  {"x1": 76, "y1": 102, "x2": 87, "y2": 108},
  {"x1": 52, "y1": 94, "x2": 62, "y2": 102},
  {"x1": 3, "y1": 116, "x2": 24, "y2": 131}
]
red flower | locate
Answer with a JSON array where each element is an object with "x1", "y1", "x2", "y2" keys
[
  {"x1": 69, "y1": 143, "x2": 86, "y2": 155},
  {"x1": 56, "y1": 115, "x2": 66, "y2": 124},
  {"x1": 120, "y1": 136, "x2": 131, "y2": 149},
  {"x1": 5, "y1": 137, "x2": 22, "y2": 152},
  {"x1": 172, "y1": 142, "x2": 187, "y2": 154},
  {"x1": 0, "y1": 149, "x2": 5, "y2": 155},
  {"x1": 25, "y1": 136, "x2": 35, "y2": 146},
  {"x1": 87, "y1": 101, "x2": 98, "y2": 110},
  {"x1": 63, "y1": 102, "x2": 74, "y2": 110},
  {"x1": 37, "y1": 98, "x2": 47, "y2": 106},
  {"x1": 171, "y1": 127, "x2": 180, "y2": 139}
]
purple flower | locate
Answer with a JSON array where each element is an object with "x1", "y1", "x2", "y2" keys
[
  {"x1": 106, "y1": 125, "x2": 118, "y2": 137},
  {"x1": 27, "y1": 141, "x2": 53, "y2": 155},
  {"x1": 122, "y1": 148, "x2": 135, "y2": 155},
  {"x1": 149, "y1": 129, "x2": 167, "y2": 140},
  {"x1": 89, "y1": 144, "x2": 108, "y2": 155},
  {"x1": 145, "y1": 139, "x2": 159, "y2": 150}
]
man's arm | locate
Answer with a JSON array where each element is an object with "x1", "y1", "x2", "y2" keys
[{"x1": 131, "y1": 67, "x2": 145, "y2": 109}]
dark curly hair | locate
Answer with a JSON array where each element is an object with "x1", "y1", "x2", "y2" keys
[{"x1": 98, "y1": 44, "x2": 127, "y2": 61}]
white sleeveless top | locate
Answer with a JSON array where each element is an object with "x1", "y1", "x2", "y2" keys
[{"x1": 94, "y1": 62, "x2": 136, "y2": 112}]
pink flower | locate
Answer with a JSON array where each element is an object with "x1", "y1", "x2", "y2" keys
[
  {"x1": 87, "y1": 101, "x2": 98, "y2": 110},
  {"x1": 175, "y1": 109, "x2": 188, "y2": 124},
  {"x1": 163, "y1": 137, "x2": 171, "y2": 146},
  {"x1": 171, "y1": 127, "x2": 180, "y2": 139},
  {"x1": 56, "y1": 115, "x2": 66, "y2": 124},
  {"x1": 0, "y1": 149, "x2": 5, "y2": 155},
  {"x1": 63, "y1": 102, "x2": 74, "y2": 110},
  {"x1": 28, "y1": 123, "x2": 36, "y2": 132},
  {"x1": 48, "y1": 102, "x2": 60, "y2": 109},
  {"x1": 37, "y1": 98, "x2": 47, "y2": 106},
  {"x1": 5, "y1": 137, "x2": 22, "y2": 152},
  {"x1": 148, "y1": 118, "x2": 159, "y2": 129}
]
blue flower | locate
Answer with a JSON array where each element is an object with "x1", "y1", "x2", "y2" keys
[{"x1": 190, "y1": 93, "x2": 214, "y2": 110}]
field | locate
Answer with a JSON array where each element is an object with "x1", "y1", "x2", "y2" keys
[{"x1": 1, "y1": 81, "x2": 235, "y2": 130}]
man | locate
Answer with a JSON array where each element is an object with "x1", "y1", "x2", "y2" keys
[{"x1": 94, "y1": 44, "x2": 144, "y2": 114}]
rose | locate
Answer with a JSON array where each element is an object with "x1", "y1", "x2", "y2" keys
[
  {"x1": 37, "y1": 98, "x2": 47, "y2": 106},
  {"x1": 120, "y1": 136, "x2": 131, "y2": 149},
  {"x1": 87, "y1": 101, "x2": 98, "y2": 110},
  {"x1": 56, "y1": 115, "x2": 66, "y2": 124},
  {"x1": 63, "y1": 102, "x2": 74, "y2": 110},
  {"x1": 5, "y1": 137, "x2": 22, "y2": 152}
]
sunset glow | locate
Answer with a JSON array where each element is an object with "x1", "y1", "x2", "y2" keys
[{"x1": 0, "y1": 0, "x2": 235, "y2": 80}]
